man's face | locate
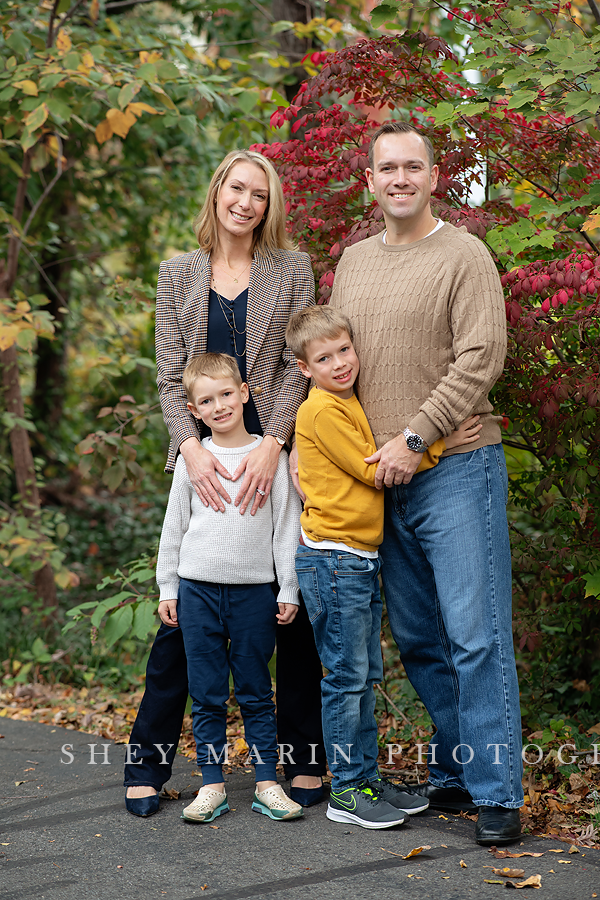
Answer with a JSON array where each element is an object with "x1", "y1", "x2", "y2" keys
[{"x1": 366, "y1": 132, "x2": 439, "y2": 230}]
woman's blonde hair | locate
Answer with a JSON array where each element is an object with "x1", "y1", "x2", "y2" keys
[{"x1": 194, "y1": 150, "x2": 296, "y2": 253}]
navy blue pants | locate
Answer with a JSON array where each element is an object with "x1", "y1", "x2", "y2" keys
[
  {"x1": 178, "y1": 578, "x2": 279, "y2": 784},
  {"x1": 124, "y1": 586, "x2": 326, "y2": 788}
]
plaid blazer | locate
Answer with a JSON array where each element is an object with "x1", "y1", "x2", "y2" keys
[{"x1": 155, "y1": 247, "x2": 315, "y2": 472}]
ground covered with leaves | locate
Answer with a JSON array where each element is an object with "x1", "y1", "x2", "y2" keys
[{"x1": 2, "y1": 678, "x2": 599, "y2": 849}]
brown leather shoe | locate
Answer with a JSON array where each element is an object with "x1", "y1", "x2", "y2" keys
[{"x1": 475, "y1": 806, "x2": 521, "y2": 845}]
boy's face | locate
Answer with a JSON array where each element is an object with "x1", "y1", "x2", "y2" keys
[
  {"x1": 187, "y1": 375, "x2": 249, "y2": 437},
  {"x1": 297, "y1": 330, "x2": 359, "y2": 399}
]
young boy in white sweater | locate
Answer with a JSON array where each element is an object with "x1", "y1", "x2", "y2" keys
[{"x1": 156, "y1": 353, "x2": 303, "y2": 824}]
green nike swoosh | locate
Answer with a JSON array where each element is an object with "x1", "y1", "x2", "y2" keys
[{"x1": 333, "y1": 795, "x2": 357, "y2": 810}]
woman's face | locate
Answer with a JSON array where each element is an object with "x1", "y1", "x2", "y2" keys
[{"x1": 215, "y1": 161, "x2": 269, "y2": 243}]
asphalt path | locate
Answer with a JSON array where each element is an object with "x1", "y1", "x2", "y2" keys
[{"x1": 1, "y1": 719, "x2": 598, "y2": 899}]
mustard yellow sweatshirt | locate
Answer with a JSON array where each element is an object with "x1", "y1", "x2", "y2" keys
[{"x1": 296, "y1": 388, "x2": 445, "y2": 552}]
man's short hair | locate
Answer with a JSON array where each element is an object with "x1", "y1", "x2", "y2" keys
[
  {"x1": 368, "y1": 122, "x2": 435, "y2": 171},
  {"x1": 183, "y1": 352, "x2": 242, "y2": 402},
  {"x1": 286, "y1": 306, "x2": 354, "y2": 362}
]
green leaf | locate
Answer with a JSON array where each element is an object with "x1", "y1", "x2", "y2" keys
[
  {"x1": 6, "y1": 30, "x2": 31, "y2": 57},
  {"x1": 370, "y1": 2, "x2": 399, "y2": 29},
  {"x1": 583, "y1": 571, "x2": 600, "y2": 598},
  {"x1": 20, "y1": 131, "x2": 38, "y2": 152},
  {"x1": 156, "y1": 61, "x2": 180, "y2": 81},
  {"x1": 118, "y1": 81, "x2": 140, "y2": 109},
  {"x1": 131, "y1": 600, "x2": 157, "y2": 641},
  {"x1": 104, "y1": 605, "x2": 133, "y2": 648},
  {"x1": 136, "y1": 63, "x2": 157, "y2": 82},
  {"x1": 563, "y1": 91, "x2": 600, "y2": 117},
  {"x1": 102, "y1": 461, "x2": 126, "y2": 491},
  {"x1": 178, "y1": 114, "x2": 198, "y2": 136},
  {"x1": 90, "y1": 592, "x2": 136, "y2": 627},
  {"x1": 40, "y1": 73, "x2": 66, "y2": 92},
  {"x1": 237, "y1": 89, "x2": 259, "y2": 114},
  {"x1": 507, "y1": 89, "x2": 537, "y2": 110},
  {"x1": 46, "y1": 97, "x2": 72, "y2": 123},
  {"x1": 62, "y1": 52, "x2": 81, "y2": 71},
  {"x1": 0, "y1": 86, "x2": 16, "y2": 101},
  {"x1": 425, "y1": 101, "x2": 457, "y2": 125}
]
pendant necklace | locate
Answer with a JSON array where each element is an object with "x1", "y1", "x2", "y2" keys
[
  {"x1": 213, "y1": 257, "x2": 252, "y2": 284},
  {"x1": 212, "y1": 279, "x2": 247, "y2": 357}
]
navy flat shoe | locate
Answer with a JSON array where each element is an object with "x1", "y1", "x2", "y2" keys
[
  {"x1": 125, "y1": 792, "x2": 160, "y2": 817},
  {"x1": 290, "y1": 784, "x2": 325, "y2": 808}
]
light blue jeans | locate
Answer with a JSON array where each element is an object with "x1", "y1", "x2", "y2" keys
[
  {"x1": 295, "y1": 546, "x2": 383, "y2": 791},
  {"x1": 380, "y1": 445, "x2": 524, "y2": 808}
]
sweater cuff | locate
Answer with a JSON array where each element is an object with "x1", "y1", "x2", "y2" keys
[
  {"x1": 277, "y1": 585, "x2": 300, "y2": 607},
  {"x1": 407, "y1": 411, "x2": 443, "y2": 448},
  {"x1": 158, "y1": 581, "x2": 180, "y2": 603}
]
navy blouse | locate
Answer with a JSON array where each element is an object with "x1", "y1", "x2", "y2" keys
[{"x1": 206, "y1": 287, "x2": 262, "y2": 435}]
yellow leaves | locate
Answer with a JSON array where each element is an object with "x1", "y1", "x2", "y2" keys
[
  {"x1": 0, "y1": 324, "x2": 21, "y2": 351},
  {"x1": 217, "y1": 58, "x2": 233, "y2": 70},
  {"x1": 139, "y1": 50, "x2": 162, "y2": 64},
  {"x1": 489, "y1": 867, "x2": 526, "y2": 878},
  {"x1": 581, "y1": 213, "x2": 600, "y2": 232},
  {"x1": 56, "y1": 29, "x2": 72, "y2": 57},
  {"x1": 24, "y1": 102, "x2": 49, "y2": 132},
  {"x1": 13, "y1": 80, "x2": 38, "y2": 96},
  {"x1": 89, "y1": 0, "x2": 100, "y2": 22},
  {"x1": 233, "y1": 737, "x2": 248, "y2": 754},
  {"x1": 95, "y1": 102, "x2": 159, "y2": 144},
  {"x1": 404, "y1": 846, "x2": 430, "y2": 859},
  {"x1": 459, "y1": 859, "x2": 468, "y2": 868},
  {"x1": 506, "y1": 874, "x2": 542, "y2": 889}
]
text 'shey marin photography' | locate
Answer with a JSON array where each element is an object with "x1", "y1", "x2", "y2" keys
[{"x1": 59, "y1": 741, "x2": 600, "y2": 767}]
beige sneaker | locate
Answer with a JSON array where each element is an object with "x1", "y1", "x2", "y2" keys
[
  {"x1": 181, "y1": 786, "x2": 229, "y2": 823},
  {"x1": 252, "y1": 784, "x2": 303, "y2": 820}
]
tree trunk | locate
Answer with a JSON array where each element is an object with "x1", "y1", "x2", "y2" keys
[
  {"x1": 272, "y1": 0, "x2": 314, "y2": 102},
  {"x1": 0, "y1": 152, "x2": 58, "y2": 608}
]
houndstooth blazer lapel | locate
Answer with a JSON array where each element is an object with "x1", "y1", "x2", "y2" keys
[
  {"x1": 246, "y1": 249, "x2": 281, "y2": 377},
  {"x1": 186, "y1": 250, "x2": 211, "y2": 356}
]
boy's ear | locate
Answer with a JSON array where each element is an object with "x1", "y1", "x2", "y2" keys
[
  {"x1": 187, "y1": 401, "x2": 201, "y2": 419},
  {"x1": 240, "y1": 382, "x2": 249, "y2": 403},
  {"x1": 296, "y1": 358, "x2": 311, "y2": 380}
]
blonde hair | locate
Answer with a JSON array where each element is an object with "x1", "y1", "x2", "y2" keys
[
  {"x1": 183, "y1": 353, "x2": 242, "y2": 402},
  {"x1": 286, "y1": 306, "x2": 354, "y2": 362},
  {"x1": 194, "y1": 150, "x2": 296, "y2": 253}
]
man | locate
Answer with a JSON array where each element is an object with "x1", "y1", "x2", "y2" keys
[{"x1": 330, "y1": 121, "x2": 524, "y2": 845}]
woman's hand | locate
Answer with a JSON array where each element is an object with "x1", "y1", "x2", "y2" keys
[
  {"x1": 289, "y1": 442, "x2": 306, "y2": 502},
  {"x1": 445, "y1": 415, "x2": 482, "y2": 449},
  {"x1": 179, "y1": 437, "x2": 232, "y2": 512},
  {"x1": 277, "y1": 603, "x2": 298, "y2": 625},
  {"x1": 158, "y1": 599, "x2": 179, "y2": 627},
  {"x1": 232, "y1": 435, "x2": 281, "y2": 516}
]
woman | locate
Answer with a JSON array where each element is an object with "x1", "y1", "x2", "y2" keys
[{"x1": 124, "y1": 150, "x2": 326, "y2": 816}]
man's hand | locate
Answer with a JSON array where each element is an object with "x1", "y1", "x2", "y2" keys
[
  {"x1": 232, "y1": 435, "x2": 281, "y2": 516},
  {"x1": 179, "y1": 437, "x2": 232, "y2": 512},
  {"x1": 364, "y1": 433, "x2": 422, "y2": 488},
  {"x1": 158, "y1": 599, "x2": 179, "y2": 627},
  {"x1": 277, "y1": 602, "x2": 298, "y2": 625},
  {"x1": 289, "y1": 442, "x2": 306, "y2": 502}
]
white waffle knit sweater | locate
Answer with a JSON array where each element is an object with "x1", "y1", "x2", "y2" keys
[{"x1": 156, "y1": 436, "x2": 301, "y2": 606}]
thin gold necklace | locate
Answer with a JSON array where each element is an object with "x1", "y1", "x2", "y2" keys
[
  {"x1": 212, "y1": 279, "x2": 247, "y2": 357},
  {"x1": 213, "y1": 258, "x2": 252, "y2": 284}
]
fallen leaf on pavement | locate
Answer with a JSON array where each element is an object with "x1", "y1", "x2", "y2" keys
[
  {"x1": 489, "y1": 848, "x2": 544, "y2": 859},
  {"x1": 160, "y1": 788, "x2": 180, "y2": 800},
  {"x1": 568, "y1": 845, "x2": 580, "y2": 854},
  {"x1": 485, "y1": 880, "x2": 506, "y2": 884},
  {"x1": 403, "y1": 846, "x2": 431, "y2": 859},
  {"x1": 491, "y1": 867, "x2": 525, "y2": 878},
  {"x1": 558, "y1": 860, "x2": 572, "y2": 864},
  {"x1": 438, "y1": 814, "x2": 448, "y2": 820},
  {"x1": 547, "y1": 849, "x2": 564, "y2": 852},
  {"x1": 505, "y1": 874, "x2": 542, "y2": 889},
  {"x1": 460, "y1": 859, "x2": 467, "y2": 868},
  {"x1": 14, "y1": 781, "x2": 25, "y2": 786}
]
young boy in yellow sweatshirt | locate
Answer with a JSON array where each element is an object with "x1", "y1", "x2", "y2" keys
[{"x1": 286, "y1": 305, "x2": 481, "y2": 830}]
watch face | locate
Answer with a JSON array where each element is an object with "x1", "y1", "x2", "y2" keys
[{"x1": 406, "y1": 434, "x2": 424, "y2": 451}]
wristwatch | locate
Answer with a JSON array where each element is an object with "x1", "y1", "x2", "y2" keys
[
  {"x1": 274, "y1": 436, "x2": 286, "y2": 447},
  {"x1": 403, "y1": 427, "x2": 428, "y2": 453}
]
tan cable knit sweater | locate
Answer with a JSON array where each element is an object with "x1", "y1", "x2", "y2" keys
[{"x1": 330, "y1": 223, "x2": 506, "y2": 453}]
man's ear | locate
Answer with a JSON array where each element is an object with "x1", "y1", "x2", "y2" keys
[
  {"x1": 187, "y1": 401, "x2": 201, "y2": 419},
  {"x1": 296, "y1": 358, "x2": 311, "y2": 379},
  {"x1": 365, "y1": 167, "x2": 375, "y2": 194},
  {"x1": 240, "y1": 382, "x2": 250, "y2": 403},
  {"x1": 430, "y1": 164, "x2": 439, "y2": 193}
]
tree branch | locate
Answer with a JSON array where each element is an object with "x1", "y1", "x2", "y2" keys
[
  {"x1": 58, "y1": 0, "x2": 88, "y2": 31},
  {"x1": 46, "y1": 0, "x2": 61, "y2": 49},
  {"x1": 22, "y1": 137, "x2": 64, "y2": 241},
  {"x1": 105, "y1": 0, "x2": 162, "y2": 10},
  {"x1": 587, "y1": 0, "x2": 600, "y2": 26}
]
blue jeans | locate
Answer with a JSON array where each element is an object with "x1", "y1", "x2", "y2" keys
[
  {"x1": 295, "y1": 546, "x2": 383, "y2": 791},
  {"x1": 380, "y1": 445, "x2": 523, "y2": 808},
  {"x1": 177, "y1": 578, "x2": 279, "y2": 785}
]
